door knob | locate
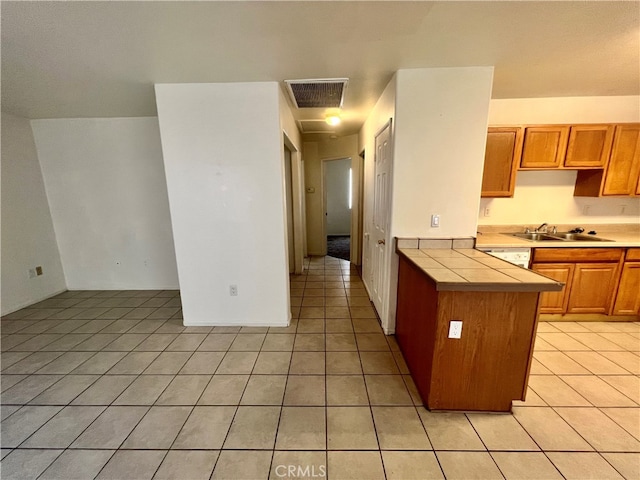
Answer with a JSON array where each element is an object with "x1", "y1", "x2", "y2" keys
[{"x1": 377, "y1": 239, "x2": 386, "y2": 245}]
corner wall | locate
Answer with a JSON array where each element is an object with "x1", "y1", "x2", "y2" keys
[
  {"x1": 155, "y1": 82, "x2": 289, "y2": 326},
  {"x1": 1, "y1": 112, "x2": 66, "y2": 314},
  {"x1": 480, "y1": 96, "x2": 640, "y2": 226},
  {"x1": 31, "y1": 117, "x2": 179, "y2": 290},
  {"x1": 359, "y1": 68, "x2": 494, "y2": 334}
]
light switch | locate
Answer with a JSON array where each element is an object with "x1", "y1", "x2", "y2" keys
[{"x1": 431, "y1": 214, "x2": 440, "y2": 228}]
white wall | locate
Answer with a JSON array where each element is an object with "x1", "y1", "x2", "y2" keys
[
  {"x1": 155, "y1": 82, "x2": 289, "y2": 326},
  {"x1": 480, "y1": 96, "x2": 640, "y2": 226},
  {"x1": 392, "y1": 67, "x2": 494, "y2": 238},
  {"x1": 1, "y1": 113, "x2": 66, "y2": 314},
  {"x1": 325, "y1": 158, "x2": 352, "y2": 235},
  {"x1": 31, "y1": 117, "x2": 179, "y2": 290},
  {"x1": 359, "y1": 68, "x2": 494, "y2": 334}
]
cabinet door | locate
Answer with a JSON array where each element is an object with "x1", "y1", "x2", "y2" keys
[
  {"x1": 612, "y1": 262, "x2": 640, "y2": 315},
  {"x1": 564, "y1": 125, "x2": 614, "y2": 169},
  {"x1": 567, "y1": 263, "x2": 619, "y2": 314},
  {"x1": 532, "y1": 263, "x2": 574, "y2": 314},
  {"x1": 520, "y1": 126, "x2": 569, "y2": 169},
  {"x1": 602, "y1": 124, "x2": 640, "y2": 196},
  {"x1": 481, "y1": 127, "x2": 523, "y2": 197}
]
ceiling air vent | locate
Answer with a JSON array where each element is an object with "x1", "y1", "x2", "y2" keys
[{"x1": 284, "y1": 78, "x2": 348, "y2": 109}]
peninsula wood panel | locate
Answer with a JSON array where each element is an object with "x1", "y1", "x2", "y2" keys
[
  {"x1": 395, "y1": 256, "x2": 439, "y2": 402},
  {"x1": 481, "y1": 127, "x2": 523, "y2": 197},
  {"x1": 532, "y1": 263, "x2": 574, "y2": 314},
  {"x1": 520, "y1": 126, "x2": 569, "y2": 169},
  {"x1": 395, "y1": 255, "x2": 540, "y2": 412},
  {"x1": 564, "y1": 125, "x2": 614, "y2": 168},
  {"x1": 429, "y1": 290, "x2": 539, "y2": 411}
]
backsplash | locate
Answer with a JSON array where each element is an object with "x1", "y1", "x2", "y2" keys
[
  {"x1": 478, "y1": 170, "x2": 640, "y2": 226},
  {"x1": 477, "y1": 223, "x2": 640, "y2": 235}
]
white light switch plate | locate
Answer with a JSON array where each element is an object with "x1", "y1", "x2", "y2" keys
[
  {"x1": 431, "y1": 214, "x2": 440, "y2": 228},
  {"x1": 448, "y1": 320, "x2": 462, "y2": 339}
]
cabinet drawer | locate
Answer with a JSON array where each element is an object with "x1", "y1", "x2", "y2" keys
[
  {"x1": 626, "y1": 248, "x2": 640, "y2": 261},
  {"x1": 533, "y1": 248, "x2": 623, "y2": 263}
]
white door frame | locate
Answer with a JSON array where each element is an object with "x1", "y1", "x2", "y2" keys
[{"x1": 284, "y1": 133, "x2": 305, "y2": 274}]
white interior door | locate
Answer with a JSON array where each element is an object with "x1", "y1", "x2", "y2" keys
[{"x1": 371, "y1": 121, "x2": 392, "y2": 316}]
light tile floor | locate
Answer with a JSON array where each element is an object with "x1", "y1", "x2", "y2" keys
[{"x1": 1, "y1": 256, "x2": 639, "y2": 479}]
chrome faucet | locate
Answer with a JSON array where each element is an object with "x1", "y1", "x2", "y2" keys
[{"x1": 534, "y1": 223, "x2": 548, "y2": 233}]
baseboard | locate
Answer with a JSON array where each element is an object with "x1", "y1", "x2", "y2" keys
[
  {"x1": 1, "y1": 287, "x2": 68, "y2": 316},
  {"x1": 540, "y1": 313, "x2": 639, "y2": 322}
]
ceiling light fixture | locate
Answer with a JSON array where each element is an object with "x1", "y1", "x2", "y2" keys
[{"x1": 325, "y1": 114, "x2": 341, "y2": 126}]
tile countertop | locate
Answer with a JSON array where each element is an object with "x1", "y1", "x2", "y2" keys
[{"x1": 397, "y1": 248, "x2": 564, "y2": 293}]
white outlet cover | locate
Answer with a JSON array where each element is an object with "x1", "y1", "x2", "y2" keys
[{"x1": 448, "y1": 320, "x2": 462, "y2": 339}]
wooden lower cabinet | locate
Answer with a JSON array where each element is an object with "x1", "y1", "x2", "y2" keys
[
  {"x1": 395, "y1": 255, "x2": 539, "y2": 412},
  {"x1": 613, "y1": 262, "x2": 640, "y2": 315},
  {"x1": 567, "y1": 263, "x2": 619, "y2": 314},
  {"x1": 532, "y1": 263, "x2": 574, "y2": 314},
  {"x1": 532, "y1": 248, "x2": 633, "y2": 316}
]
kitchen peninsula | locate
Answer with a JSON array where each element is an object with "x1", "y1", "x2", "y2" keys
[{"x1": 395, "y1": 242, "x2": 563, "y2": 412}]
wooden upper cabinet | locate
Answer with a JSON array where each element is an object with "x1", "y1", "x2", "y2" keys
[
  {"x1": 602, "y1": 124, "x2": 640, "y2": 195},
  {"x1": 574, "y1": 123, "x2": 640, "y2": 197},
  {"x1": 564, "y1": 125, "x2": 614, "y2": 168},
  {"x1": 520, "y1": 126, "x2": 569, "y2": 169},
  {"x1": 481, "y1": 127, "x2": 523, "y2": 197}
]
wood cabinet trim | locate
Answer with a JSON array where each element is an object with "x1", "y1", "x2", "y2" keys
[
  {"x1": 532, "y1": 248, "x2": 623, "y2": 263},
  {"x1": 625, "y1": 248, "x2": 640, "y2": 261}
]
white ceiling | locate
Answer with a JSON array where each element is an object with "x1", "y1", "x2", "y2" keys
[{"x1": 2, "y1": 1, "x2": 638, "y2": 135}]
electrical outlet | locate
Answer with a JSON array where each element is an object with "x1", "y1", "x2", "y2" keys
[
  {"x1": 35, "y1": 266, "x2": 43, "y2": 276},
  {"x1": 583, "y1": 205, "x2": 591, "y2": 215},
  {"x1": 431, "y1": 214, "x2": 440, "y2": 228},
  {"x1": 229, "y1": 285, "x2": 238, "y2": 296},
  {"x1": 483, "y1": 207, "x2": 491, "y2": 217},
  {"x1": 448, "y1": 320, "x2": 462, "y2": 339}
]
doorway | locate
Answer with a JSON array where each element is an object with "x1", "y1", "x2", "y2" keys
[
  {"x1": 324, "y1": 157, "x2": 352, "y2": 261},
  {"x1": 284, "y1": 146, "x2": 295, "y2": 273},
  {"x1": 283, "y1": 135, "x2": 305, "y2": 275}
]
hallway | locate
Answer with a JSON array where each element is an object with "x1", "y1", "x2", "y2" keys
[{"x1": 0, "y1": 256, "x2": 638, "y2": 479}]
